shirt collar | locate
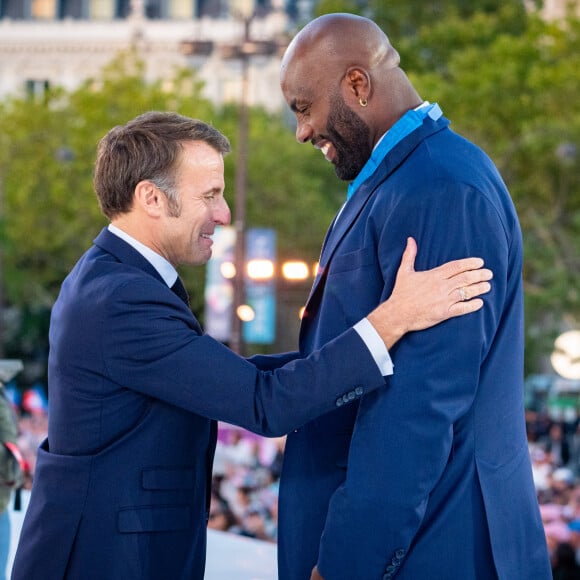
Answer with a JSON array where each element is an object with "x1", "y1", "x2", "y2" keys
[
  {"x1": 346, "y1": 101, "x2": 442, "y2": 200},
  {"x1": 107, "y1": 223, "x2": 177, "y2": 287}
]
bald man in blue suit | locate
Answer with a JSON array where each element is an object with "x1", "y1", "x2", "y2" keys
[
  {"x1": 279, "y1": 13, "x2": 551, "y2": 580},
  {"x1": 11, "y1": 112, "x2": 490, "y2": 580}
]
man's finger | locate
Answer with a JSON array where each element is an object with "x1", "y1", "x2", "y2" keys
[
  {"x1": 439, "y1": 257, "x2": 485, "y2": 278},
  {"x1": 449, "y1": 298, "x2": 484, "y2": 317},
  {"x1": 399, "y1": 237, "x2": 417, "y2": 273}
]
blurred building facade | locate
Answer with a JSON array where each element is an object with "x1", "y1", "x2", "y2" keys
[
  {"x1": 541, "y1": 0, "x2": 580, "y2": 19},
  {"x1": 0, "y1": 0, "x2": 317, "y2": 112},
  {"x1": 0, "y1": 1, "x2": 577, "y2": 112}
]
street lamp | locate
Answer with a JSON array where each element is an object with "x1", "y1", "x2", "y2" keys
[
  {"x1": 551, "y1": 330, "x2": 580, "y2": 381},
  {"x1": 247, "y1": 259, "x2": 275, "y2": 280},
  {"x1": 281, "y1": 260, "x2": 309, "y2": 282}
]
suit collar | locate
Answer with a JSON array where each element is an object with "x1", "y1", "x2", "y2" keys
[
  {"x1": 93, "y1": 228, "x2": 203, "y2": 334},
  {"x1": 93, "y1": 227, "x2": 166, "y2": 286},
  {"x1": 308, "y1": 115, "x2": 450, "y2": 301}
]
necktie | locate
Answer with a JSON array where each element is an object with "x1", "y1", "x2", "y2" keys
[
  {"x1": 171, "y1": 277, "x2": 204, "y2": 334},
  {"x1": 171, "y1": 277, "x2": 190, "y2": 307}
]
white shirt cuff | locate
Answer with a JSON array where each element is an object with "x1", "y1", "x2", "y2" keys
[{"x1": 354, "y1": 318, "x2": 394, "y2": 377}]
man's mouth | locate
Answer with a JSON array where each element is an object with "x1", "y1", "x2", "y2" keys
[{"x1": 314, "y1": 140, "x2": 334, "y2": 162}]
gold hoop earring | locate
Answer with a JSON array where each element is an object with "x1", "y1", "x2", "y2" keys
[{"x1": 359, "y1": 98, "x2": 368, "y2": 107}]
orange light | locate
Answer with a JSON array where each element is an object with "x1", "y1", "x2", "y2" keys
[
  {"x1": 246, "y1": 259, "x2": 274, "y2": 280},
  {"x1": 282, "y1": 261, "x2": 309, "y2": 281},
  {"x1": 236, "y1": 304, "x2": 255, "y2": 322},
  {"x1": 220, "y1": 261, "x2": 236, "y2": 279}
]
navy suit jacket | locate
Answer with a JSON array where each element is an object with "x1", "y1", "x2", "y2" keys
[
  {"x1": 11, "y1": 228, "x2": 387, "y2": 580},
  {"x1": 277, "y1": 115, "x2": 551, "y2": 579}
]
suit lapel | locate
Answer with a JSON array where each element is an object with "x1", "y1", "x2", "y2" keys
[
  {"x1": 302, "y1": 115, "x2": 451, "y2": 326},
  {"x1": 319, "y1": 188, "x2": 374, "y2": 268},
  {"x1": 93, "y1": 228, "x2": 203, "y2": 334}
]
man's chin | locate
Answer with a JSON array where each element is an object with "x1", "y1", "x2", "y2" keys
[
  {"x1": 186, "y1": 253, "x2": 212, "y2": 267},
  {"x1": 334, "y1": 165, "x2": 358, "y2": 181}
]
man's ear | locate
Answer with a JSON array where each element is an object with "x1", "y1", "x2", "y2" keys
[
  {"x1": 135, "y1": 180, "x2": 164, "y2": 217},
  {"x1": 343, "y1": 66, "x2": 372, "y2": 104}
]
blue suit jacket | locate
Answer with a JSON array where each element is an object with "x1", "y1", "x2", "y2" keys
[
  {"x1": 11, "y1": 228, "x2": 387, "y2": 580},
  {"x1": 278, "y1": 115, "x2": 551, "y2": 579}
]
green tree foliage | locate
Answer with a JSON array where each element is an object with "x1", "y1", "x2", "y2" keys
[
  {"x1": 0, "y1": 50, "x2": 214, "y2": 307},
  {"x1": 315, "y1": 0, "x2": 530, "y2": 41}
]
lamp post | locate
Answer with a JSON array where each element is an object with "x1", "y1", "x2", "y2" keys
[
  {"x1": 0, "y1": 174, "x2": 4, "y2": 359},
  {"x1": 229, "y1": 3, "x2": 253, "y2": 355},
  {"x1": 181, "y1": 2, "x2": 286, "y2": 352},
  {"x1": 224, "y1": 1, "x2": 281, "y2": 354}
]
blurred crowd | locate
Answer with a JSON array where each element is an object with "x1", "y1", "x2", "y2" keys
[
  {"x1": 209, "y1": 429, "x2": 284, "y2": 543},
  {"x1": 9, "y1": 386, "x2": 580, "y2": 578},
  {"x1": 527, "y1": 410, "x2": 580, "y2": 578},
  {"x1": 5, "y1": 383, "x2": 48, "y2": 491}
]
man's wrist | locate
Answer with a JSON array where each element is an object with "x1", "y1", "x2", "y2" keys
[{"x1": 367, "y1": 301, "x2": 407, "y2": 350}]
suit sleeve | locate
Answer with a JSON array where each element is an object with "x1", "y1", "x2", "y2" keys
[
  {"x1": 247, "y1": 351, "x2": 300, "y2": 371},
  {"x1": 102, "y1": 284, "x2": 385, "y2": 438},
  {"x1": 316, "y1": 182, "x2": 513, "y2": 578}
]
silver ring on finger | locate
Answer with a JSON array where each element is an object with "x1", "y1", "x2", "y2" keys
[{"x1": 458, "y1": 287, "x2": 468, "y2": 301}]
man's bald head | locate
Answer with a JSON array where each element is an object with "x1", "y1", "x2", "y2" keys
[
  {"x1": 280, "y1": 13, "x2": 422, "y2": 177},
  {"x1": 281, "y1": 13, "x2": 400, "y2": 79}
]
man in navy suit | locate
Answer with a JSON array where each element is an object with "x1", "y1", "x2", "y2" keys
[
  {"x1": 11, "y1": 111, "x2": 491, "y2": 579},
  {"x1": 278, "y1": 13, "x2": 551, "y2": 580}
]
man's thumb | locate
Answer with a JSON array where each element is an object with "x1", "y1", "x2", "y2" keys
[{"x1": 399, "y1": 237, "x2": 417, "y2": 273}]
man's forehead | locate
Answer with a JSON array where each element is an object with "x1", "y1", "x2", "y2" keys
[
  {"x1": 281, "y1": 58, "x2": 310, "y2": 90},
  {"x1": 281, "y1": 74, "x2": 315, "y2": 105}
]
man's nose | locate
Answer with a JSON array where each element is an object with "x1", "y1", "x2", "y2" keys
[
  {"x1": 295, "y1": 120, "x2": 312, "y2": 144},
  {"x1": 214, "y1": 198, "x2": 231, "y2": 225}
]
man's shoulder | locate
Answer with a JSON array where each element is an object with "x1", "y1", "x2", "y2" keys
[{"x1": 59, "y1": 246, "x2": 165, "y2": 312}]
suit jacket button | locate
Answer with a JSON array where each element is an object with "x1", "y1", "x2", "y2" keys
[
  {"x1": 336, "y1": 398, "x2": 344, "y2": 407},
  {"x1": 385, "y1": 564, "x2": 396, "y2": 575},
  {"x1": 355, "y1": 386, "x2": 363, "y2": 396}
]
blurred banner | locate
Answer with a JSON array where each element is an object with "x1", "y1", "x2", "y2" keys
[
  {"x1": 204, "y1": 226, "x2": 236, "y2": 343},
  {"x1": 204, "y1": 227, "x2": 277, "y2": 345},
  {"x1": 243, "y1": 228, "x2": 276, "y2": 345}
]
